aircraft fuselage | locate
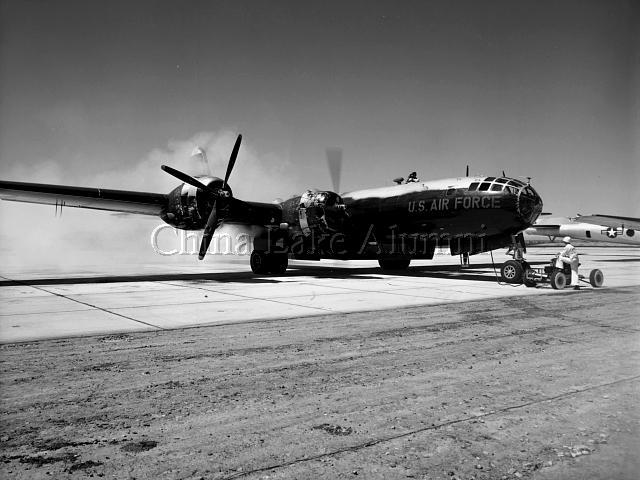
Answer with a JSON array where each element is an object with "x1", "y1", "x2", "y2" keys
[{"x1": 272, "y1": 176, "x2": 542, "y2": 259}]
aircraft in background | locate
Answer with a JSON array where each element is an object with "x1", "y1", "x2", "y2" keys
[
  {"x1": 0, "y1": 134, "x2": 544, "y2": 274},
  {"x1": 525, "y1": 214, "x2": 640, "y2": 245}
]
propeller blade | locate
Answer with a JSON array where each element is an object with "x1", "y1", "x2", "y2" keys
[
  {"x1": 198, "y1": 200, "x2": 218, "y2": 260},
  {"x1": 223, "y1": 134, "x2": 242, "y2": 188},
  {"x1": 161, "y1": 165, "x2": 218, "y2": 196},
  {"x1": 326, "y1": 147, "x2": 342, "y2": 193}
]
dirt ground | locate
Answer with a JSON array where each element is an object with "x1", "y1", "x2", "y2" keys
[{"x1": 1, "y1": 287, "x2": 638, "y2": 479}]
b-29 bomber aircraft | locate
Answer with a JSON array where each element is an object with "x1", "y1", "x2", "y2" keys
[{"x1": 0, "y1": 134, "x2": 543, "y2": 274}]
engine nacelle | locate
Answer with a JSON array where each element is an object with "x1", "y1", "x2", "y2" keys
[
  {"x1": 298, "y1": 190, "x2": 347, "y2": 236},
  {"x1": 161, "y1": 176, "x2": 228, "y2": 230}
]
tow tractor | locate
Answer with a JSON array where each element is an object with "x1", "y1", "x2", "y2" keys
[
  {"x1": 522, "y1": 257, "x2": 604, "y2": 289},
  {"x1": 499, "y1": 234, "x2": 604, "y2": 289}
]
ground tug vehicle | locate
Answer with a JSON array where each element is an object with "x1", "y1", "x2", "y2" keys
[
  {"x1": 522, "y1": 257, "x2": 604, "y2": 289},
  {"x1": 499, "y1": 235, "x2": 604, "y2": 289}
]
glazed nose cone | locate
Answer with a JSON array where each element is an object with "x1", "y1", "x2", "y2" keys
[{"x1": 517, "y1": 187, "x2": 543, "y2": 226}]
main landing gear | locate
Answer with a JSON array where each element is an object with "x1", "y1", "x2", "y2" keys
[
  {"x1": 250, "y1": 250, "x2": 288, "y2": 274},
  {"x1": 378, "y1": 257, "x2": 411, "y2": 270}
]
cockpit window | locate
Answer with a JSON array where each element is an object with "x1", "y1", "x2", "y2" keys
[
  {"x1": 446, "y1": 188, "x2": 456, "y2": 195},
  {"x1": 495, "y1": 178, "x2": 508, "y2": 184},
  {"x1": 468, "y1": 182, "x2": 479, "y2": 191},
  {"x1": 490, "y1": 184, "x2": 503, "y2": 191},
  {"x1": 484, "y1": 177, "x2": 496, "y2": 182},
  {"x1": 505, "y1": 185, "x2": 517, "y2": 195},
  {"x1": 478, "y1": 182, "x2": 491, "y2": 191}
]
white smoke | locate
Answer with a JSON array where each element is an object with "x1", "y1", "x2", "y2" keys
[{"x1": 0, "y1": 131, "x2": 301, "y2": 273}]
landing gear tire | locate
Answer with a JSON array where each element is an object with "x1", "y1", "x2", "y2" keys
[
  {"x1": 250, "y1": 251, "x2": 288, "y2": 274},
  {"x1": 501, "y1": 260, "x2": 524, "y2": 283},
  {"x1": 550, "y1": 270, "x2": 567, "y2": 290},
  {"x1": 378, "y1": 258, "x2": 411, "y2": 271},
  {"x1": 250, "y1": 250, "x2": 270, "y2": 274},
  {"x1": 589, "y1": 269, "x2": 604, "y2": 288},
  {"x1": 523, "y1": 268, "x2": 537, "y2": 288},
  {"x1": 268, "y1": 254, "x2": 288, "y2": 274}
]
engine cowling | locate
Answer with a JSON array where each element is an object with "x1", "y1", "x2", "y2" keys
[
  {"x1": 161, "y1": 176, "x2": 229, "y2": 230},
  {"x1": 298, "y1": 190, "x2": 348, "y2": 236}
]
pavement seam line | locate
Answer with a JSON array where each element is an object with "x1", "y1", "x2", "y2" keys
[
  {"x1": 221, "y1": 374, "x2": 640, "y2": 479},
  {"x1": 0, "y1": 275, "x2": 166, "y2": 331},
  {"x1": 301, "y1": 279, "x2": 496, "y2": 297},
  {"x1": 157, "y1": 281, "x2": 337, "y2": 313}
]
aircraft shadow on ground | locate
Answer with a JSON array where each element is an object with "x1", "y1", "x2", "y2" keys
[
  {"x1": 599, "y1": 258, "x2": 640, "y2": 262},
  {"x1": 0, "y1": 261, "x2": 549, "y2": 287},
  {"x1": 285, "y1": 261, "x2": 549, "y2": 283}
]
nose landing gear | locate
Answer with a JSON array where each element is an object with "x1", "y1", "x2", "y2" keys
[
  {"x1": 500, "y1": 233, "x2": 529, "y2": 284},
  {"x1": 500, "y1": 259, "x2": 526, "y2": 283}
]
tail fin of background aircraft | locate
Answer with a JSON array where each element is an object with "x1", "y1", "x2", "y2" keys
[{"x1": 190, "y1": 147, "x2": 211, "y2": 176}]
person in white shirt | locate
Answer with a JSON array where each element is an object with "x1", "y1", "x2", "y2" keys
[{"x1": 556, "y1": 236, "x2": 580, "y2": 290}]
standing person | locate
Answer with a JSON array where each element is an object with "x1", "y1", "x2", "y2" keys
[{"x1": 556, "y1": 236, "x2": 580, "y2": 290}]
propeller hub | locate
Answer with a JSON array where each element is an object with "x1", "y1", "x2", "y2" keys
[{"x1": 161, "y1": 134, "x2": 243, "y2": 260}]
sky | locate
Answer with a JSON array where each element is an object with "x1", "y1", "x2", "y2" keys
[{"x1": 0, "y1": 0, "x2": 638, "y2": 267}]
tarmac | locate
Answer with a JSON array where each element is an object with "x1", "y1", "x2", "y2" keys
[
  {"x1": 1, "y1": 245, "x2": 639, "y2": 343},
  {"x1": 0, "y1": 245, "x2": 639, "y2": 479}
]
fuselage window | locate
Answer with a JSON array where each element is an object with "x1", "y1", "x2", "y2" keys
[
  {"x1": 586, "y1": 231, "x2": 591, "y2": 238},
  {"x1": 490, "y1": 184, "x2": 503, "y2": 191},
  {"x1": 468, "y1": 182, "x2": 479, "y2": 191},
  {"x1": 478, "y1": 182, "x2": 491, "y2": 191}
]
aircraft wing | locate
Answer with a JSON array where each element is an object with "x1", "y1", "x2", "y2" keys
[
  {"x1": 0, "y1": 180, "x2": 167, "y2": 216},
  {"x1": 576, "y1": 214, "x2": 640, "y2": 231},
  {"x1": 528, "y1": 224, "x2": 561, "y2": 230},
  {"x1": 524, "y1": 224, "x2": 560, "y2": 236}
]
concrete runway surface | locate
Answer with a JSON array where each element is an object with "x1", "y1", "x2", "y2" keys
[
  {"x1": 0, "y1": 245, "x2": 638, "y2": 479},
  {"x1": 1, "y1": 246, "x2": 639, "y2": 343}
]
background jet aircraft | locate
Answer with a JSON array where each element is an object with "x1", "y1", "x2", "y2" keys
[
  {"x1": 0, "y1": 135, "x2": 543, "y2": 274},
  {"x1": 525, "y1": 214, "x2": 640, "y2": 245}
]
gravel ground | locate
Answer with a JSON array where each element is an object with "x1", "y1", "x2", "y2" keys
[{"x1": 1, "y1": 287, "x2": 638, "y2": 479}]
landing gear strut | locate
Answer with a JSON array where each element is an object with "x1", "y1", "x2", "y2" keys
[
  {"x1": 500, "y1": 233, "x2": 529, "y2": 284},
  {"x1": 250, "y1": 250, "x2": 288, "y2": 274}
]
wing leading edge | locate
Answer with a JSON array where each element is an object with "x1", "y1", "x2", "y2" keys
[{"x1": 0, "y1": 180, "x2": 167, "y2": 216}]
